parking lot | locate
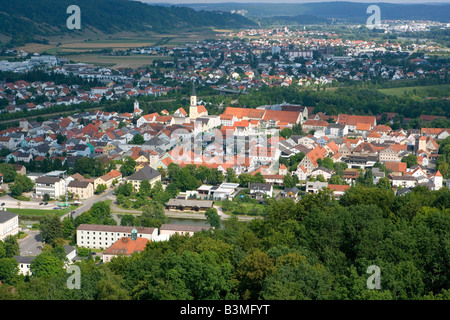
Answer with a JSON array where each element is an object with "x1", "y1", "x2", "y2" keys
[
  {"x1": 17, "y1": 230, "x2": 43, "y2": 256},
  {"x1": 0, "y1": 194, "x2": 55, "y2": 210}
]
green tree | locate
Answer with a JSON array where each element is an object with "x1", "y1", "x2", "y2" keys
[
  {"x1": 11, "y1": 184, "x2": 23, "y2": 197},
  {"x1": 0, "y1": 163, "x2": 17, "y2": 182},
  {"x1": 120, "y1": 157, "x2": 136, "y2": 177},
  {"x1": 283, "y1": 174, "x2": 295, "y2": 189},
  {"x1": 120, "y1": 214, "x2": 135, "y2": 226},
  {"x1": 138, "y1": 180, "x2": 152, "y2": 197},
  {"x1": 14, "y1": 174, "x2": 34, "y2": 192},
  {"x1": 136, "y1": 203, "x2": 168, "y2": 228},
  {"x1": 0, "y1": 257, "x2": 18, "y2": 285},
  {"x1": 1, "y1": 236, "x2": 20, "y2": 258},
  {"x1": 30, "y1": 251, "x2": 65, "y2": 278},
  {"x1": 205, "y1": 208, "x2": 221, "y2": 229},
  {"x1": 235, "y1": 250, "x2": 275, "y2": 300},
  {"x1": 39, "y1": 214, "x2": 64, "y2": 246},
  {"x1": 95, "y1": 184, "x2": 107, "y2": 194},
  {"x1": 401, "y1": 154, "x2": 418, "y2": 168},
  {"x1": 130, "y1": 133, "x2": 145, "y2": 145}
]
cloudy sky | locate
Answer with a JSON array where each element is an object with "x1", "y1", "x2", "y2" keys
[{"x1": 140, "y1": 0, "x2": 450, "y2": 3}]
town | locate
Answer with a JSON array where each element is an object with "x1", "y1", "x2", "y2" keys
[{"x1": 0, "y1": 14, "x2": 449, "y2": 302}]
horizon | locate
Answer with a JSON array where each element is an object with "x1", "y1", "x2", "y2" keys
[{"x1": 139, "y1": 0, "x2": 450, "y2": 4}]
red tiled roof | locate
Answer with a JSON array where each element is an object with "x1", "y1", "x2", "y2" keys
[{"x1": 103, "y1": 237, "x2": 150, "y2": 256}]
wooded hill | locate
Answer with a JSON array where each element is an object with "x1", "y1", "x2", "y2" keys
[{"x1": 0, "y1": 0, "x2": 256, "y2": 42}]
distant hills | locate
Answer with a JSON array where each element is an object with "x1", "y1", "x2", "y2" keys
[
  {"x1": 0, "y1": 0, "x2": 256, "y2": 40},
  {"x1": 177, "y1": 1, "x2": 450, "y2": 23}
]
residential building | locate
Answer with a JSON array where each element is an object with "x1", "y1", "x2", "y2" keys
[
  {"x1": 34, "y1": 176, "x2": 66, "y2": 199},
  {"x1": 77, "y1": 224, "x2": 157, "y2": 250},
  {"x1": 127, "y1": 166, "x2": 161, "y2": 192},
  {"x1": 0, "y1": 210, "x2": 19, "y2": 241},
  {"x1": 67, "y1": 180, "x2": 94, "y2": 199}
]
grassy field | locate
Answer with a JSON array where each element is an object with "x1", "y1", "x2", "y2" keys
[
  {"x1": 8, "y1": 205, "x2": 77, "y2": 218},
  {"x1": 378, "y1": 84, "x2": 450, "y2": 97}
]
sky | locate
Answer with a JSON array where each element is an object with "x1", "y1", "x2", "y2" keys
[{"x1": 141, "y1": 0, "x2": 450, "y2": 3}]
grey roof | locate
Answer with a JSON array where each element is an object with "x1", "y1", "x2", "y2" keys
[
  {"x1": 14, "y1": 256, "x2": 36, "y2": 264},
  {"x1": 284, "y1": 186, "x2": 299, "y2": 194},
  {"x1": 0, "y1": 210, "x2": 18, "y2": 224},
  {"x1": 68, "y1": 180, "x2": 91, "y2": 188},
  {"x1": 64, "y1": 245, "x2": 76, "y2": 255},
  {"x1": 77, "y1": 224, "x2": 156, "y2": 234},
  {"x1": 128, "y1": 166, "x2": 161, "y2": 181},
  {"x1": 35, "y1": 176, "x2": 63, "y2": 184}
]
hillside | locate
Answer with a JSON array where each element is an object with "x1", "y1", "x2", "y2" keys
[
  {"x1": 0, "y1": 0, "x2": 256, "y2": 45},
  {"x1": 180, "y1": 1, "x2": 450, "y2": 23}
]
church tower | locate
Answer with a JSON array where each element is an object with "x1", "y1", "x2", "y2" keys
[{"x1": 189, "y1": 81, "x2": 198, "y2": 119}]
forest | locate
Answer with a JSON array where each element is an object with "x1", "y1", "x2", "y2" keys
[{"x1": 0, "y1": 182, "x2": 449, "y2": 301}]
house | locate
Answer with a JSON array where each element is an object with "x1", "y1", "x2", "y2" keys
[
  {"x1": 127, "y1": 166, "x2": 161, "y2": 192},
  {"x1": 249, "y1": 183, "x2": 273, "y2": 200},
  {"x1": 337, "y1": 114, "x2": 376, "y2": 131},
  {"x1": 282, "y1": 187, "x2": 299, "y2": 200},
  {"x1": 311, "y1": 166, "x2": 333, "y2": 181},
  {"x1": 385, "y1": 161, "x2": 407, "y2": 176},
  {"x1": 379, "y1": 145, "x2": 402, "y2": 163},
  {"x1": 70, "y1": 144, "x2": 91, "y2": 157},
  {"x1": 295, "y1": 165, "x2": 308, "y2": 181},
  {"x1": 68, "y1": 180, "x2": 94, "y2": 200},
  {"x1": 64, "y1": 245, "x2": 77, "y2": 264},
  {"x1": 102, "y1": 235, "x2": 150, "y2": 263},
  {"x1": 0, "y1": 210, "x2": 19, "y2": 241},
  {"x1": 298, "y1": 145, "x2": 328, "y2": 174},
  {"x1": 327, "y1": 184, "x2": 350, "y2": 198},
  {"x1": 14, "y1": 164, "x2": 26, "y2": 175},
  {"x1": 14, "y1": 256, "x2": 35, "y2": 276},
  {"x1": 342, "y1": 170, "x2": 360, "y2": 185},
  {"x1": 35, "y1": 176, "x2": 66, "y2": 200},
  {"x1": 306, "y1": 181, "x2": 328, "y2": 194},
  {"x1": 77, "y1": 224, "x2": 157, "y2": 250},
  {"x1": 390, "y1": 175, "x2": 417, "y2": 189}
]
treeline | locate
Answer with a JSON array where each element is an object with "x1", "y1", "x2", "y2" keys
[
  {"x1": 0, "y1": 184, "x2": 449, "y2": 300},
  {"x1": 237, "y1": 85, "x2": 450, "y2": 126}
]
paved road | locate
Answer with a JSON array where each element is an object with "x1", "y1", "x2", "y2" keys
[
  {"x1": 61, "y1": 187, "x2": 116, "y2": 220},
  {"x1": 17, "y1": 230, "x2": 43, "y2": 256}
]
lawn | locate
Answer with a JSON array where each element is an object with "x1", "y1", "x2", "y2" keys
[
  {"x1": 378, "y1": 84, "x2": 450, "y2": 97},
  {"x1": 214, "y1": 200, "x2": 267, "y2": 216},
  {"x1": 8, "y1": 205, "x2": 77, "y2": 218}
]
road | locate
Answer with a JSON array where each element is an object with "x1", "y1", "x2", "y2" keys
[
  {"x1": 17, "y1": 230, "x2": 43, "y2": 256},
  {"x1": 61, "y1": 187, "x2": 116, "y2": 220}
]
